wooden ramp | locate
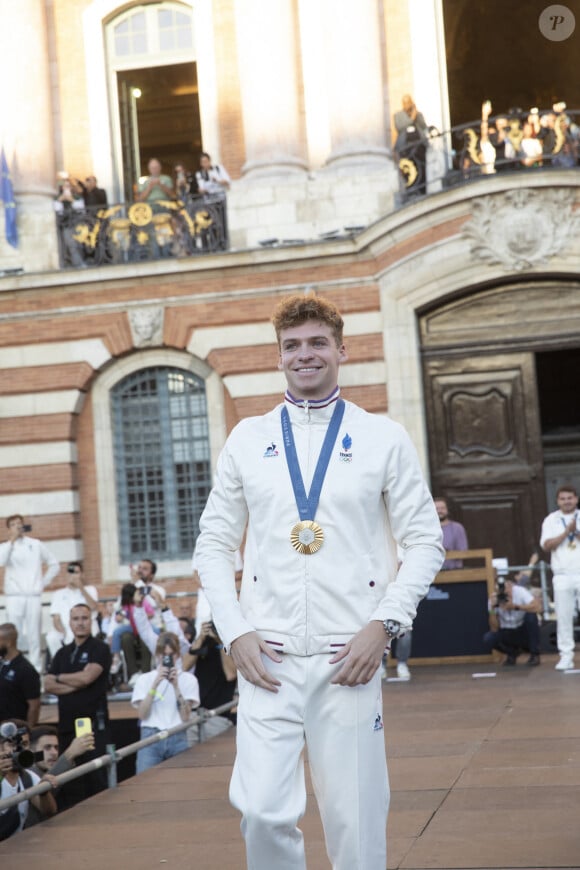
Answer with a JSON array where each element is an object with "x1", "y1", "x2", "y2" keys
[{"x1": 3, "y1": 655, "x2": 580, "y2": 870}]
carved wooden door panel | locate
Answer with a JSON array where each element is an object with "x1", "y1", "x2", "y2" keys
[{"x1": 423, "y1": 352, "x2": 547, "y2": 564}]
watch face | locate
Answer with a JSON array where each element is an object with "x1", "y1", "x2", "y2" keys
[{"x1": 385, "y1": 619, "x2": 401, "y2": 636}]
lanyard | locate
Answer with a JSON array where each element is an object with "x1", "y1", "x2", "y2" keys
[
  {"x1": 561, "y1": 512, "x2": 578, "y2": 543},
  {"x1": 281, "y1": 399, "x2": 345, "y2": 521}
]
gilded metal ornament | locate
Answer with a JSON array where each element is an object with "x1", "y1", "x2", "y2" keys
[
  {"x1": 290, "y1": 520, "x2": 324, "y2": 555},
  {"x1": 128, "y1": 202, "x2": 153, "y2": 227}
]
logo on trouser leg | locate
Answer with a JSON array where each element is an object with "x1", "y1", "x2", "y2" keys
[{"x1": 373, "y1": 713, "x2": 384, "y2": 731}]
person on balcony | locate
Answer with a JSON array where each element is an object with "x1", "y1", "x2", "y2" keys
[
  {"x1": 195, "y1": 152, "x2": 230, "y2": 200},
  {"x1": 136, "y1": 158, "x2": 175, "y2": 204},
  {"x1": 53, "y1": 174, "x2": 86, "y2": 268},
  {"x1": 76, "y1": 175, "x2": 107, "y2": 209},
  {"x1": 393, "y1": 95, "x2": 429, "y2": 198},
  {"x1": 195, "y1": 152, "x2": 230, "y2": 250}
]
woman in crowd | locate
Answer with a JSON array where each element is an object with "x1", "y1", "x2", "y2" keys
[{"x1": 131, "y1": 631, "x2": 199, "y2": 773}]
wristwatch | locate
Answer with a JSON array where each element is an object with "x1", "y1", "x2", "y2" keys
[{"x1": 382, "y1": 619, "x2": 402, "y2": 640}]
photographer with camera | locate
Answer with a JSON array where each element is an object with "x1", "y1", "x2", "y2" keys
[
  {"x1": 0, "y1": 719, "x2": 57, "y2": 840},
  {"x1": 46, "y1": 561, "x2": 99, "y2": 661},
  {"x1": 131, "y1": 558, "x2": 167, "y2": 629},
  {"x1": 483, "y1": 573, "x2": 541, "y2": 666},
  {"x1": 0, "y1": 514, "x2": 60, "y2": 673},
  {"x1": 183, "y1": 617, "x2": 237, "y2": 745},
  {"x1": 108, "y1": 582, "x2": 156, "y2": 681},
  {"x1": 131, "y1": 631, "x2": 199, "y2": 774}
]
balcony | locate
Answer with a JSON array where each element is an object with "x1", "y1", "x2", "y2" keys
[
  {"x1": 394, "y1": 108, "x2": 579, "y2": 205},
  {"x1": 1, "y1": 111, "x2": 578, "y2": 277},
  {"x1": 55, "y1": 194, "x2": 229, "y2": 269}
]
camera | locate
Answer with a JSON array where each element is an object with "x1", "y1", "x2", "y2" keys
[
  {"x1": 496, "y1": 577, "x2": 509, "y2": 604},
  {"x1": 0, "y1": 722, "x2": 42, "y2": 770},
  {"x1": 162, "y1": 653, "x2": 174, "y2": 670}
]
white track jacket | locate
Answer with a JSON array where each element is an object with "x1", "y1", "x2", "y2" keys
[{"x1": 196, "y1": 398, "x2": 444, "y2": 655}]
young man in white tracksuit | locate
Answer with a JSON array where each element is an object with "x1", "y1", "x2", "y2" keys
[
  {"x1": 540, "y1": 485, "x2": 580, "y2": 670},
  {"x1": 195, "y1": 294, "x2": 444, "y2": 870},
  {"x1": 0, "y1": 515, "x2": 60, "y2": 673}
]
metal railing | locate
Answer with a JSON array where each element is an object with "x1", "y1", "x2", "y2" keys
[
  {"x1": 0, "y1": 699, "x2": 236, "y2": 813},
  {"x1": 55, "y1": 193, "x2": 229, "y2": 268},
  {"x1": 394, "y1": 108, "x2": 579, "y2": 205}
]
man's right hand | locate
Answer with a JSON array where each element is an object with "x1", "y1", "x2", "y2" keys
[
  {"x1": 65, "y1": 732, "x2": 95, "y2": 760},
  {"x1": 230, "y1": 632, "x2": 282, "y2": 693}
]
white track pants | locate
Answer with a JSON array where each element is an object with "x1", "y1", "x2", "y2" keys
[
  {"x1": 230, "y1": 653, "x2": 389, "y2": 870},
  {"x1": 553, "y1": 574, "x2": 580, "y2": 656},
  {"x1": 5, "y1": 595, "x2": 43, "y2": 673}
]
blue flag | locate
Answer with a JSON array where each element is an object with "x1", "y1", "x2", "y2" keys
[{"x1": 0, "y1": 147, "x2": 18, "y2": 248}]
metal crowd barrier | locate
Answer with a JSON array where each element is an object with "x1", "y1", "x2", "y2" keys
[{"x1": 0, "y1": 699, "x2": 236, "y2": 813}]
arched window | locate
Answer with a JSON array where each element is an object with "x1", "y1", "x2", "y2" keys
[
  {"x1": 104, "y1": 2, "x2": 201, "y2": 199},
  {"x1": 111, "y1": 365, "x2": 211, "y2": 562}
]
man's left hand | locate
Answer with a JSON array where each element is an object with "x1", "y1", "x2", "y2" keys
[{"x1": 329, "y1": 621, "x2": 387, "y2": 686}]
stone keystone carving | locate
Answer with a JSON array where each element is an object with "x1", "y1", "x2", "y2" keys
[
  {"x1": 129, "y1": 305, "x2": 164, "y2": 347},
  {"x1": 463, "y1": 188, "x2": 579, "y2": 270}
]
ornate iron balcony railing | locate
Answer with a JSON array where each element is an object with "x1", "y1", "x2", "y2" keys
[
  {"x1": 55, "y1": 193, "x2": 229, "y2": 269},
  {"x1": 395, "y1": 108, "x2": 579, "y2": 205}
]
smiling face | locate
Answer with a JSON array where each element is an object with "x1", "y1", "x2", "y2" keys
[
  {"x1": 557, "y1": 489, "x2": 579, "y2": 515},
  {"x1": 278, "y1": 320, "x2": 347, "y2": 401}
]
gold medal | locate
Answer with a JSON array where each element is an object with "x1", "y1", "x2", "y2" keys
[
  {"x1": 569, "y1": 541, "x2": 577, "y2": 550},
  {"x1": 290, "y1": 520, "x2": 324, "y2": 555}
]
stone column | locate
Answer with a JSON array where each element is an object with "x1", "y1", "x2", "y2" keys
[
  {"x1": 323, "y1": 0, "x2": 390, "y2": 169},
  {"x1": 0, "y1": 0, "x2": 58, "y2": 272},
  {"x1": 234, "y1": 0, "x2": 307, "y2": 177}
]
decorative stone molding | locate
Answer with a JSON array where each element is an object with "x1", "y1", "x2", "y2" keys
[
  {"x1": 129, "y1": 305, "x2": 164, "y2": 347},
  {"x1": 463, "y1": 188, "x2": 579, "y2": 270}
]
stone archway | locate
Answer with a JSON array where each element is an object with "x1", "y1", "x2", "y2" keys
[{"x1": 418, "y1": 278, "x2": 580, "y2": 562}]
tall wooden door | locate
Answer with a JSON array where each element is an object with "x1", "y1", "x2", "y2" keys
[{"x1": 423, "y1": 352, "x2": 547, "y2": 564}]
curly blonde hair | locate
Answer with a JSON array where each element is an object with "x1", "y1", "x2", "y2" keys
[{"x1": 271, "y1": 294, "x2": 344, "y2": 347}]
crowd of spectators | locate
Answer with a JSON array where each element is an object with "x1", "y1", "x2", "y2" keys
[
  {"x1": 462, "y1": 99, "x2": 579, "y2": 178},
  {"x1": 393, "y1": 94, "x2": 579, "y2": 201},
  {"x1": 0, "y1": 516, "x2": 240, "y2": 840},
  {"x1": 0, "y1": 489, "x2": 569, "y2": 841},
  {"x1": 54, "y1": 152, "x2": 230, "y2": 268}
]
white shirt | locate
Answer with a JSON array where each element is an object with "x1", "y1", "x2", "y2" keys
[
  {"x1": 131, "y1": 668, "x2": 200, "y2": 731},
  {"x1": 134, "y1": 580, "x2": 166, "y2": 629},
  {"x1": 192, "y1": 550, "x2": 243, "y2": 637},
  {"x1": 520, "y1": 137, "x2": 543, "y2": 161},
  {"x1": 540, "y1": 510, "x2": 580, "y2": 575},
  {"x1": 0, "y1": 769, "x2": 41, "y2": 831},
  {"x1": 480, "y1": 139, "x2": 496, "y2": 174},
  {"x1": 491, "y1": 584, "x2": 535, "y2": 629},
  {"x1": 196, "y1": 398, "x2": 444, "y2": 655},
  {"x1": 195, "y1": 164, "x2": 231, "y2": 198},
  {"x1": 49, "y1": 585, "x2": 99, "y2": 641},
  {"x1": 0, "y1": 536, "x2": 60, "y2": 596}
]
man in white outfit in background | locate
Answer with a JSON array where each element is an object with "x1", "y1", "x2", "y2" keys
[
  {"x1": 195, "y1": 294, "x2": 444, "y2": 870},
  {"x1": 0, "y1": 514, "x2": 60, "y2": 673},
  {"x1": 540, "y1": 485, "x2": 580, "y2": 670}
]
